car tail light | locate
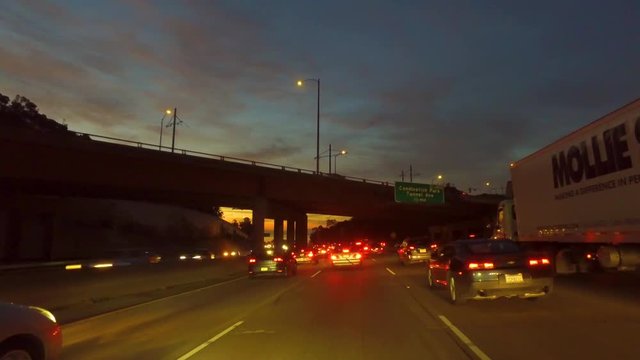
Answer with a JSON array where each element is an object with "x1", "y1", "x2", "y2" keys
[
  {"x1": 529, "y1": 258, "x2": 550, "y2": 266},
  {"x1": 363, "y1": 246, "x2": 369, "y2": 251},
  {"x1": 469, "y1": 234, "x2": 476, "y2": 238},
  {"x1": 342, "y1": 249, "x2": 350, "y2": 253},
  {"x1": 274, "y1": 257, "x2": 283, "y2": 262},
  {"x1": 355, "y1": 253, "x2": 362, "y2": 259},
  {"x1": 248, "y1": 258, "x2": 256, "y2": 263},
  {"x1": 409, "y1": 246, "x2": 415, "y2": 250},
  {"x1": 355, "y1": 241, "x2": 362, "y2": 245},
  {"x1": 331, "y1": 255, "x2": 337, "y2": 260},
  {"x1": 467, "y1": 262, "x2": 494, "y2": 269}
]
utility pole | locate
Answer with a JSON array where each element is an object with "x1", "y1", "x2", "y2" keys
[
  {"x1": 171, "y1": 107, "x2": 177, "y2": 153},
  {"x1": 409, "y1": 165, "x2": 413, "y2": 183},
  {"x1": 400, "y1": 170, "x2": 405, "y2": 182},
  {"x1": 328, "y1": 144, "x2": 332, "y2": 173}
]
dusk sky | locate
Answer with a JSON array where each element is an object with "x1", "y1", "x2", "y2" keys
[{"x1": 2, "y1": 0, "x2": 640, "y2": 192}]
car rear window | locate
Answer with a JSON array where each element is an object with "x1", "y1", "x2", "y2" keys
[
  {"x1": 464, "y1": 241, "x2": 520, "y2": 254},
  {"x1": 408, "y1": 239, "x2": 428, "y2": 247}
]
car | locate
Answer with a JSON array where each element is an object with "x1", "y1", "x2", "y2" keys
[
  {"x1": 427, "y1": 239, "x2": 554, "y2": 304},
  {"x1": 330, "y1": 246, "x2": 363, "y2": 267},
  {"x1": 178, "y1": 248, "x2": 216, "y2": 261},
  {"x1": 294, "y1": 248, "x2": 318, "y2": 264},
  {"x1": 248, "y1": 249, "x2": 297, "y2": 277},
  {"x1": 103, "y1": 248, "x2": 162, "y2": 265},
  {"x1": 0, "y1": 302, "x2": 63, "y2": 360},
  {"x1": 397, "y1": 236, "x2": 431, "y2": 265}
]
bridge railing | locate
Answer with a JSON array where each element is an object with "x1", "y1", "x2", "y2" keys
[{"x1": 73, "y1": 131, "x2": 392, "y2": 186}]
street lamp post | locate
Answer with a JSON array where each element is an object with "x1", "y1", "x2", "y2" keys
[
  {"x1": 315, "y1": 144, "x2": 347, "y2": 174},
  {"x1": 332, "y1": 149, "x2": 347, "y2": 174},
  {"x1": 159, "y1": 109, "x2": 172, "y2": 150},
  {"x1": 297, "y1": 78, "x2": 320, "y2": 173}
]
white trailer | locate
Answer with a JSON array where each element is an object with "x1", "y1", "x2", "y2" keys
[{"x1": 494, "y1": 98, "x2": 640, "y2": 273}]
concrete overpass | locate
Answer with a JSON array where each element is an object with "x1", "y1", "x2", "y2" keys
[{"x1": 0, "y1": 128, "x2": 498, "y2": 260}]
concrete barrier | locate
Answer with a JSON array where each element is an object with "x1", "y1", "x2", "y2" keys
[{"x1": 0, "y1": 259, "x2": 247, "y2": 315}]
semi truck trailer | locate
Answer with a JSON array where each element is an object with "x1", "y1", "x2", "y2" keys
[{"x1": 494, "y1": 98, "x2": 640, "y2": 274}]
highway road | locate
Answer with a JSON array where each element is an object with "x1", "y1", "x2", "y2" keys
[{"x1": 59, "y1": 255, "x2": 640, "y2": 360}]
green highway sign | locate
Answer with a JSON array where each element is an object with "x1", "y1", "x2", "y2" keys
[{"x1": 394, "y1": 182, "x2": 445, "y2": 204}]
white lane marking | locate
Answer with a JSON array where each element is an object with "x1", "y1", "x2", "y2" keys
[
  {"x1": 438, "y1": 315, "x2": 492, "y2": 360},
  {"x1": 385, "y1": 267, "x2": 396, "y2": 276},
  {"x1": 176, "y1": 320, "x2": 244, "y2": 360},
  {"x1": 64, "y1": 275, "x2": 247, "y2": 326},
  {"x1": 310, "y1": 270, "x2": 322, "y2": 278}
]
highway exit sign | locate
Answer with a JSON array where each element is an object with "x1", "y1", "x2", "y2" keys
[{"x1": 394, "y1": 182, "x2": 445, "y2": 204}]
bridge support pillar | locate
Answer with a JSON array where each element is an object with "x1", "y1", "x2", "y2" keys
[
  {"x1": 252, "y1": 198, "x2": 267, "y2": 249},
  {"x1": 273, "y1": 218, "x2": 284, "y2": 250},
  {"x1": 295, "y1": 214, "x2": 308, "y2": 249},
  {"x1": 286, "y1": 219, "x2": 295, "y2": 248}
]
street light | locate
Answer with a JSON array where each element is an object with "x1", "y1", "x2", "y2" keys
[
  {"x1": 159, "y1": 109, "x2": 172, "y2": 150},
  {"x1": 431, "y1": 174, "x2": 444, "y2": 185},
  {"x1": 332, "y1": 149, "x2": 348, "y2": 174},
  {"x1": 315, "y1": 144, "x2": 347, "y2": 173},
  {"x1": 297, "y1": 78, "x2": 320, "y2": 174}
]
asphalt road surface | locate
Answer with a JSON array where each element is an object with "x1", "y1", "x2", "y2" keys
[{"x1": 60, "y1": 255, "x2": 640, "y2": 360}]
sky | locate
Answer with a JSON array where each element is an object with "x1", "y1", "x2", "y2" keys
[{"x1": 2, "y1": 0, "x2": 640, "y2": 194}]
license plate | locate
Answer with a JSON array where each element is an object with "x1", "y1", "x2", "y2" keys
[
  {"x1": 419, "y1": 249, "x2": 427, "y2": 253},
  {"x1": 504, "y1": 273, "x2": 524, "y2": 283},
  {"x1": 260, "y1": 267, "x2": 269, "y2": 272}
]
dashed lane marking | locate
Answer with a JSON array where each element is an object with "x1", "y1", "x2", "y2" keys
[
  {"x1": 176, "y1": 320, "x2": 244, "y2": 360},
  {"x1": 438, "y1": 315, "x2": 492, "y2": 360}
]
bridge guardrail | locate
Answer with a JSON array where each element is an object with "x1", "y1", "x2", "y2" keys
[{"x1": 73, "y1": 131, "x2": 392, "y2": 186}]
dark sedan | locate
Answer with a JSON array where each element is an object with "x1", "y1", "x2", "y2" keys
[
  {"x1": 248, "y1": 249, "x2": 297, "y2": 278},
  {"x1": 427, "y1": 239, "x2": 554, "y2": 304}
]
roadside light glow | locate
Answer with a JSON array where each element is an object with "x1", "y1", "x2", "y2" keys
[
  {"x1": 179, "y1": 255, "x2": 187, "y2": 260},
  {"x1": 509, "y1": 162, "x2": 515, "y2": 168},
  {"x1": 485, "y1": 181, "x2": 491, "y2": 187},
  {"x1": 266, "y1": 250, "x2": 274, "y2": 255},
  {"x1": 192, "y1": 255, "x2": 202, "y2": 260},
  {"x1": 65, "y1": 264, "x2": 82, "y2": 270},
  {"x1": 340, "y1": 150, "x2": 347, "y2": 155},
  {"x1": 282, "y1": 244, "x2": 289, "y2": 250},
  {"x1": 297, "y1": 80, "x2": 303, "y2": 86},
  {"x1": 92, "y1": 263, "x2": 113, "y2": 268},
  {"x1": 231, "y1": 251, "x2": 237, "y2": 256},
  {"x1": 437, "y1": 174, "x2": 443, "y2": 180},
  {"x1": 223, "y1": 251, "x2": 229, "y2": 257},
  {"x1": 165, "y1": 109, "x2": 172, "y2": 115}
]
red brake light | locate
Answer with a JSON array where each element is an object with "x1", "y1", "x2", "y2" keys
[
  {"x1": 469, "y1": 234, "x2": 476, "y2": 238},
  {"x1": 409, "y1": 246, "x2": 415, "y2": 250},
  {"x1": 363, "y1": 246, "x2": 369, "y2": 251},
  {"x1": 249, "y1": 258, "x2": 256, "y2": 263},
  {"x1": 274, "y1": 257, "x2": 283, "y2": 262},
  {"x1": 529, "y1": 258, "x2": 550, "y2": 266},
  {"x1": 355, "y1": 241, "x2": 362, "y2": 246},
  {"x1": 467, "y1": 262, "x2": 494, "y2": 270}
]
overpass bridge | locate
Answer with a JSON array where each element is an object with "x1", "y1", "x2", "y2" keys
[{"x1": 0, "y1": 128, "x2": 498, "y2": 261}]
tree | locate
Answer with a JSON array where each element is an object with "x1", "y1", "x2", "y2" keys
[
  {"x1": 0, "y1": 91, "x2": 70, "y2": 134},
  {"x1": 239, "y1": 217, "x2": 253, "y2": 237}
]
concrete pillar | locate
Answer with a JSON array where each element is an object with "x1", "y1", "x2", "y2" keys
[
  {"x1": 273, "y1": 218, "x2": 283, "y2": 250},
  {"x1": 252, "y1": 198, "x2": 267, "y2": 250},
  {"x1": 295, "y1": 213, "x2": 308, "y2": 249},
  {"x1": 287, "y1": 219, "x2": 295, "y2": 245}
]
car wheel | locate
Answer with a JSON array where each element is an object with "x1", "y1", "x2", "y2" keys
[
  {"x1": 448, "y1": 275, "x2": 466, "y2": 305},
  {"x1": 0, "y1": 338, "x2": 42, "y2": 360},
  {"x1": 427, "y1": 268, "x2": 435, "y2": 289}
]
